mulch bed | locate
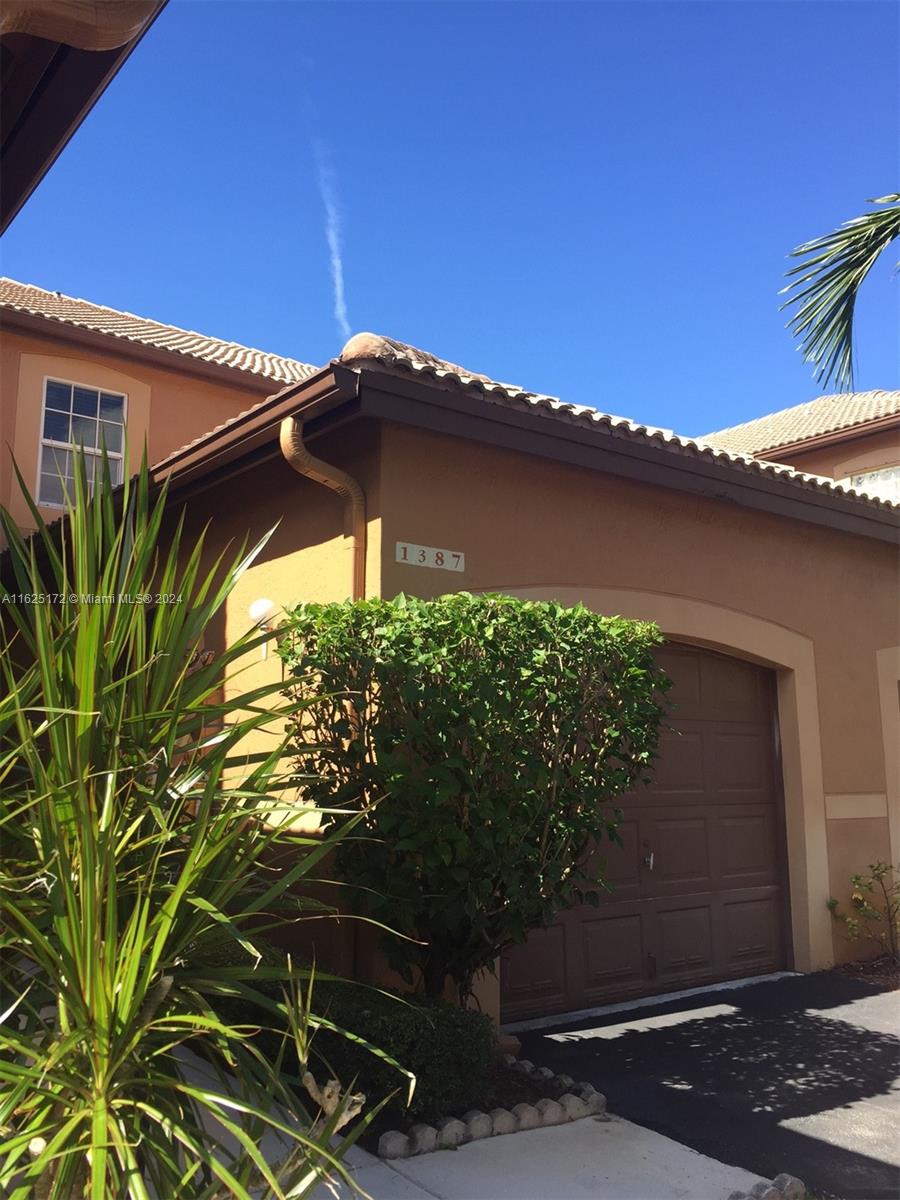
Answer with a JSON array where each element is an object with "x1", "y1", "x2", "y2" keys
[
  {"x1": 460, "y1": 1062, "x2": 568, "y2": 1113},
  {"x1": 356, "y1": 1061, "x2": 568, "y2": 1153},
  {"x1": 833, "y1": 954, "x2": 899, "y2": 990}
]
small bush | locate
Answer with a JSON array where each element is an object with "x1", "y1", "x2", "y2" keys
[
  {"x1": 312, "y1": 985, "x2": 496, "y2": 1126},
  {"x1": 828, "y1": 860, "x2": 900, "y2": 963}
]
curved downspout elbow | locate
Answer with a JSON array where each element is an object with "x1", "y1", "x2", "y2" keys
[{"x1": 279, "y1": 415, "x2": 367, "y2": 601}]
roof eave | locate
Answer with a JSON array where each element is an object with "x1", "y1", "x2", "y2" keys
[
  {"x1": 153, "y1": 360, "x2": 899, "y2": 546},
  {"x1": 348, "y1": 368, "x2": 899, "y2": 545},
  {"x1": 0, "y1": 3, "x2": 168, "y2": 235},
  {"x1": 0, "y1": 307, "x2": 293, "y2": 392},
  {"x1": 152, "y1": 364, "x2": 361, "y2": 492},
  {"x1": 752, "y1": 412, "x2": 900, "y2": 461}
]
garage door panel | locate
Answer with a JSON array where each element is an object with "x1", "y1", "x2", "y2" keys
[
  {"x1": 712, "y1": 729, "x2": 771, "y2": 793},
  {"x1": 650, "y1": 815, "x2": 711, "y2": 887},
  {"x1": 500, "y1": 645, "x2": 787, "y2": 1022},
  {"x1": 581, "y1": 911, "x2": 649, "y2": 1000},
  {"x1": 501, "y1": 924, "x2": 567, "y2": 1019},
  {"x1": 655, "y1": 647, "x2": 702, "y2": 715},
  {"x1": 645, "y1": 728, "x2": 705, "y2": 794},
  {"x1": 655, "y1": 903, "x2": 714, "y2": 982},
  {"x1": 703, "y1": 654, "x2": 770, "y2": 721},
  {"x1": 722, "y1": 893, "x2": 782, "y2": 973},
  {"x1": 584, "y1": 818, "x2": 641, "y2": 893},
  {"x1": 719, "y1": 810, "x2": 778, "y2": 885}
]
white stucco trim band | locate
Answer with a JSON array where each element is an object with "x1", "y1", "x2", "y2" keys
[{"x1": 824, "y1": 794, "x2": 888, "y2": 820}]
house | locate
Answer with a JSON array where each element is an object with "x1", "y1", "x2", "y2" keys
[
  {"x1": 0, "y1": 278, "x2": 314, "y2": 541},
  {"x1": 141, "y1": 329, "x2": 900, "y2": 1025},
  {"x1": 704, "y1": 390, "x2": 900, "y2": 501}
]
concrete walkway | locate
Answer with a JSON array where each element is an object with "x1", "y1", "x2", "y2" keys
[{"x1": 312, "y1": 1116, "x2": 762, "y2": 1199}]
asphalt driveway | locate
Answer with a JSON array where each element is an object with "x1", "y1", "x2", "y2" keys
[{"x1": 517, "y1": 972, "x2": 900, "y2": 1200}]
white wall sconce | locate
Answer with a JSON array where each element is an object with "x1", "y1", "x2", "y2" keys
[{"x1": 248, "y1": 597, "x2": 279, "y2": 658}]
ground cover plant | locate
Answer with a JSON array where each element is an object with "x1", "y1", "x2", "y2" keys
[
  {"x1": 0, "y1": 456, "x2": 402, "y2": 1200},
  {"x1": 828, "y1": 860, "x2": 900, "y2": 965},
  {"x1": 279, "y1": 593, "x2": 669, "y2": 1003},
  {"x1": 310, "y1": 984, "x2": 495, "y2": 1132}
]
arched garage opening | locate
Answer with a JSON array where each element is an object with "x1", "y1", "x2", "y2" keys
[{"x1": 492, "y1": 587, "x2": 831, "y2": 1024}]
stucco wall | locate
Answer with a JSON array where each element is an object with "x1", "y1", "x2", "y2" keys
[
  {"x1": 167, "y1": 411, "x2": 898, "y2": 997},
  {"x1": 0, "y1": 327, "x2": 269, "y2": 534},
  {"x1": 374, "y1": 420, "x2": 899, "y2": 968},
  {"x1": 768, "y1": 425, "x2": 900, "y2": 481},
  {"x1": 176, "y1": 420, "x2": 384, "y2": 791}
]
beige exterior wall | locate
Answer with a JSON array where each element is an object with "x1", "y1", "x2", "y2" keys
[
  {"x1": 177, "y1": 420, "x2": 384, "y2": 784},
  {"x1": 170, "y1": 412, "x2": 899, "y2": 1002},
  {"x1": 0, "y1": 327, "x2": 269, "y2": 535},
  {"x1": 769, "y1": 425, "x2": 900, "y2": 481},
  {"x1": 373, "y1": 421, "x2": 898, "y2": 970}
]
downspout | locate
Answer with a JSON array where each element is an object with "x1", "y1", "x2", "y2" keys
[
  {"x1": 279, "y1": 415, "x2": 367, "y2": 600},
  {"x1": 279, "y1": 413, "x2": 367, "y2": 978}
]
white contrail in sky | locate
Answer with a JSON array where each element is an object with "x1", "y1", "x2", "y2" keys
[{"x1": 314, "y1": 148, "x2": 351, "y2": 340}]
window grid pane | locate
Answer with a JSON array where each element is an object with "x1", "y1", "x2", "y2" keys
[
  {"x1": 43, "y1": 410, "x2": 71, "y2": 443},
  {"x1": 39, "y1": 380, "x2": 126, "y2": 507},
  {"x1": 73, "y1": 387, "x2": 100, "y2": 418},
  {"x1": 71, "y1": 414, "x2": 100, "y2": 449},
  {"x1": 46, "y1": 380, "x2": 73, "y2": 412}
]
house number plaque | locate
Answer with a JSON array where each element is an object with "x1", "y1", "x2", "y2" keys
[{"x1": 395, "y1": 542, "x2": 465, "y2": 572}]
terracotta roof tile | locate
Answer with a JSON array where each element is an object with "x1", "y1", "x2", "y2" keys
[
  {"x1": 0, "y1": 277, "x2": 316, "y2": 385},
  {"x1": 702, "y1": 390, "x2": 900, "y2": 456},
  {"x1": 338, "y1": 333, "x2": 899, "y2": 513}
]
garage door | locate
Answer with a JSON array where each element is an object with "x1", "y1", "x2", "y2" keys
[{"x1": 501, "y1": 644, "x2": 789, "y2": 1022}]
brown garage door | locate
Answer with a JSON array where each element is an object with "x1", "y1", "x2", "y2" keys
[{"x1": 501, "y1": 644, "x2": 789, "y2": 1022}]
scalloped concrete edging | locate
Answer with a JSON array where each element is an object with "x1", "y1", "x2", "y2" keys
[
  {"x1": 377, "y1": 1054, "x2": 608, "y2": 1159},
  {"x1": 727, "y1": 1176, "x2": 808, "y2": 1200}
]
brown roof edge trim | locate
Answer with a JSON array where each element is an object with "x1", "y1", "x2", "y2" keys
[
  {"x1": 152, "y1": 365, "x2": 359, "y2": 489},
  {"x1": 0, "y1": 308, "x2": 284, "y2": 392},
  {"x1": 0, "y1": 2, "x2": 168, "y2": 235},
  {"x1": 350, "y1": 369, "x2": 900, "y2": 545},
  {"x1": 753, "y1": 413, "x2": 900, "y2": 461}
]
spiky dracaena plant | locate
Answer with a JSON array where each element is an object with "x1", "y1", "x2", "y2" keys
[
  {"x1": 0, "y1": 455, "x2": 404, "y2": 1200},
  {"x1": 781, "y1": 193, "x2": 900, "y2": 391}
]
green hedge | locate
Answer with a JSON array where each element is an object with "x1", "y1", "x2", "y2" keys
[
  {"x1": 312, "y1": 984, "x2": 496, "y2": 1126},
  {"x1": 184, "y1": 942, "x2": 496, "y2": 1127}
]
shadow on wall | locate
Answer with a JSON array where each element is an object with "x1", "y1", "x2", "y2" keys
[{"x1": 521, "y1": 972, "x2": 900, "y2": 1200}]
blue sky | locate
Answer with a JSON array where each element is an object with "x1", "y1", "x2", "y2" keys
[{"x1": 1, "y1": 0, "x2": 897, "y2": 435}]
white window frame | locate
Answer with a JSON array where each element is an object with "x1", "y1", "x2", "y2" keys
[
  {"x1": 37, "y1": 375, "x2": 128, "y2": 508},
  {"x1": 842, "y1": 464, "x2": 900, "y2": 503}
]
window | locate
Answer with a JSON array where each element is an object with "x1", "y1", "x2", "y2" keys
[
  {"x1": 847, "y1": 465, "x2": 900, "y2": 504},
  {"x1": 38, "y1": 378, "x2": 126, "y2": 507}
]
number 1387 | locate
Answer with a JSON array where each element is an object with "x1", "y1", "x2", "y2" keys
[{"x1": 395, "y1": 543, "x2": 465, "y2": 572}]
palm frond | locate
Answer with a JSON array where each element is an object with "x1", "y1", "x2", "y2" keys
[{"x1": 780, "y1": 193, "x2": 900, "y2": 391}]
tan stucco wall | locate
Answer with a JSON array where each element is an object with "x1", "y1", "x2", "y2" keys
[
  {"x1": 826, "y1": 814, "x2": 893, "y2": 963},
  {"x1": 0, "y1": 327, "x2": 269, "y2": 534},
  {"x1": 176, "y1": 421, "x2": 384, "y2": 787},
  {"x1": 163, "y1": 412, "x2": 898, "y2": 997},
  {"x1": 374, "y1": 421, "x2": 899, "y2": 969},
  {"x1": 769, "y1": 425, "x2": 900, "y2": 480}
]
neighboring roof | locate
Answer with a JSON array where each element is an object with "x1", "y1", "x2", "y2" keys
[
  {"x1": 337, "y1": 333, "x2": 899, "y2": 513},
  {"x1": 702, "y1": 390, "x2": 900, "y2": 457},
  {"x1": 0, "y1": 277, "x2": 317, "y2": 385}
]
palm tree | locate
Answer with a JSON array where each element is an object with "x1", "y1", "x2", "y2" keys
[{"x1": 780, "y1": 193, "x2": 900, "y2": 392}]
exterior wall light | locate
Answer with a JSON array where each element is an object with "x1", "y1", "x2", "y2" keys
[{"x1": 248, "y1": 597, "x2": 279, "y2": 658}]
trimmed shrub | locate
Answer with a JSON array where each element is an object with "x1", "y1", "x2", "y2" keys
[
  {"x1": 279, "y1": 592, "x2": 670, "y2": 1001},
  {"x1": 312, "y1": 985, "x2": 496, "y2": 1126}
]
